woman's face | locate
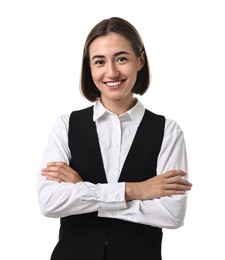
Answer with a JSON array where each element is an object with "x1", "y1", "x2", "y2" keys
[{"x1": 89, "y1": 32, "x2": 144, "y2": 106}]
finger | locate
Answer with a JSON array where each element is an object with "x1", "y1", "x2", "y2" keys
[
  {"x1": 42, "y1": 170, "x2": 64, "y2": 179},
  {"x1": 42, "y1": 166, "x2": 82, "y2": 183},
  {"x1": 164, "y1": 190, "x2": 187, "y2": 196},
  {"x1": 43, "y1": 162, "x2": 83, "y2": 183},
  {"x1": 47, "y1": 162, "x2": 65, "y2": 165},
  {"x1": 45, "y1": 163, "x2": 76, "y2": 179},
  {"x1": 47, "y1": 162, "x2": 69, "y2": 169},
  {"x1": 166, "y1": 176, "x2": 192, "y2": 186},
  {"x1": 166, "y1": 183, "x2": 192, "y2": 191},
  {"x1": 46, "y1": 176, "x2": 63, "y2": 183},
  {"x1": 163, "y1": 170, "x2": 187, "y2": 178},
  {"x1": 43, "y1": 165, "x2": 64, "y2": 173},
  {"x1": 42, "y1": 166, "x2": 70, "y2": 182},
  {"x1": 43, "y1": 165, "x2": 69, "y2": 179}
]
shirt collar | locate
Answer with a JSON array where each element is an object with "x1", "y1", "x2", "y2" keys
[
  {"x1": 93, "y1": 100, "x2": 107, "y2": 121},
  {"x1": 93, "y1": 99, "x2": 145, "y2": 127}
]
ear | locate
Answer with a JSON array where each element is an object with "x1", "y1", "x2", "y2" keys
[{"x1": 138, "y1": 51, "x2": 145, "y2": 71}]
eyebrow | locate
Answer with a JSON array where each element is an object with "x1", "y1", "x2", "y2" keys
[{"x1": 91, "y1": 51, "x2": 130, "y2": 60}]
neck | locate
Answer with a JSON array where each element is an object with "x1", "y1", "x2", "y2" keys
[{"x1": 100, "y1": 97, "x2": 137, "y2": 115}]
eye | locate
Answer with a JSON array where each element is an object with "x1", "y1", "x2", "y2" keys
[
  {"x1": 116, "y1": 56, "x2": 128, "y2": 63},
  {"x1": 93, "y1": 59, "x2": 105, "y2": 66}
]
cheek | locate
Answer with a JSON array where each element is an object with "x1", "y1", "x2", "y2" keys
[
  {"x1": 127, "y1": 67, "x2": 139, "y2": 82},
  {"x1": 125, "y1": 62, "x2": 139, "y2": 75},
  {"x1": 90, "y1": 67, "x2": 102, "y2": 82}
]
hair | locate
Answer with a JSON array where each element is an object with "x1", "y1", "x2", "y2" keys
[{"x1": 80, "y1": 17, "x2": 151, "y2": 102}]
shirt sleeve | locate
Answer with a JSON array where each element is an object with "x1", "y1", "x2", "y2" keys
[
  {"x1": 36, "y1": 115, "x2": 127, "y2": 218},
  {"x1": 97, "y1": 119, "x2": 189, "y2": 229}
]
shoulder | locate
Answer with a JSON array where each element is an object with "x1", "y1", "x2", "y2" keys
[
  {"x1": 51, "y1": 106, "x2": 94, "y2": 130},
  {"x1": 144, "y1": 108, "x2": 184, "y2": 137},
  {"x1": 49, "y1": 106, "x2": 94, "y2": 138},
  {"x1": 50, "y1": 114, "x2": 70, "y2": 135},
  {"x1": 144, "y1": 107, "x2": 183, "y2": 133},
  {"x1": 70, "y1": 106, "x2": 94, "y2": 115},
  {"x1": 144, "y1": 108, "x2": 164, "y2": 118},
  {"x1": 70, "y1": 106, "x2": 94, "y2": 119},
  {"x1": 69, "y1": 106, "x2": 94, "y2": 128},
  {"x1": 144, "y1": 109, "x2": 166, "y2": 127},
  {"x1": 164, "y1": 118, "x2": 185, "y2": 141},
  {"x1": 165, "y1": 118, "x2": 183, "y2": 132}
]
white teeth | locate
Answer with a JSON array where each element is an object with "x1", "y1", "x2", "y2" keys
[{"x1": 106, "y1": 81, "x2": 121, "y2": 87}]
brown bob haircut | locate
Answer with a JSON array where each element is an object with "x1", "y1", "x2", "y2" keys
[{"x1": 80, "y1": 17, "x2": 150, "y2": 102}]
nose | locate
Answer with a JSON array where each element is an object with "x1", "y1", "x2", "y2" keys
[{"x1": 106, "y1": 62, "x2": 119, "y2": 78}]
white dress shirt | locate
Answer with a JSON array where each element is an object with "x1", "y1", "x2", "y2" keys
[{"x1": 37, "y1": 99, "x2": 189, "y2": 229}]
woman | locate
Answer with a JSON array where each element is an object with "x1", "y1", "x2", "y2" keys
[{"x1": 37, "y1": 17, "x2": 192, "y2": 260}]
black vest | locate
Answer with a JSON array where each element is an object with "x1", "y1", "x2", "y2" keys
[{"x1": 51, "y1": 106, "x2": 165, "y2": 260}]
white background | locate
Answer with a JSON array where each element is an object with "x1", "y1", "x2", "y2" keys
[{"x1": 0, "y1": 0, "x2": 224, "y2": 259}]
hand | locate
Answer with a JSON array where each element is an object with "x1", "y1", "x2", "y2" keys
[
  {"x1": 41, "y1": 162, "x2": 83, "y2": 183},
  {"x1": 125, "y1": 170, "x2": 192, "y2": 201}
]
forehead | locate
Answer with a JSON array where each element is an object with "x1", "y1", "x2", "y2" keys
[{"x1": 89, "y1": 32, "x2": 133, "y2": 56}]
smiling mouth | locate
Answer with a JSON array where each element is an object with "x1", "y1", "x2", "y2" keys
[{"x1": 105, "y1": 80, "x2": 124, "y2": 88}]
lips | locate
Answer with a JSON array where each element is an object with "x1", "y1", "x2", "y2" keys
[{"x1": 105, "y1": 80, "x2": 125, "y2": 89}]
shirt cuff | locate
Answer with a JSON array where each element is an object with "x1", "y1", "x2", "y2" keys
[{"x1": 97, "y1": 182, "x2": 127, "y2": 210}]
